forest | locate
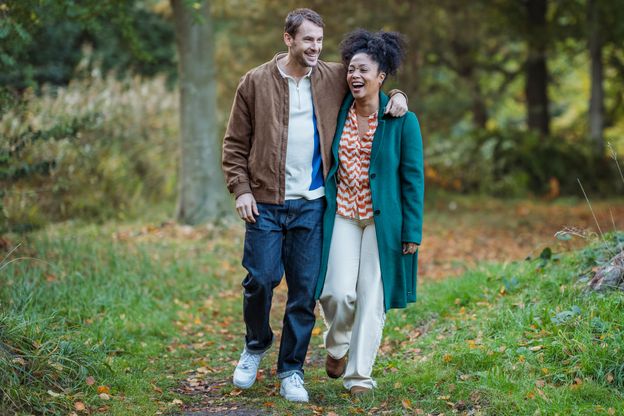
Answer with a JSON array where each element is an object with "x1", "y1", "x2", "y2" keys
[{"x1": 1, "y1": 1, "x2": 624, "y2": 415}]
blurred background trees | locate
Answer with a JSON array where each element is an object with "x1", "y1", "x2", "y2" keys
[{"x1": 2, "y1": 0, "x2": 624, "y2": 232}]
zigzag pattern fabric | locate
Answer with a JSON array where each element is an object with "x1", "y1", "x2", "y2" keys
[{"x1": 336, "y1": 104, "x2": 378, "y2": 220}]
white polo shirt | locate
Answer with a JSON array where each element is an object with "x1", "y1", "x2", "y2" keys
[{"x1": 278, "y1": 65, "x2": 325, "y2": 201}]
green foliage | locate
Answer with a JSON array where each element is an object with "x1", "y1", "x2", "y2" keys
[
  {"x1": 0, "y1": 313, "x2": 105, "y2": 414},
  {"x1": 0, "y1": 74, "x2": 178, "y2": 232},
  {"x1": 0, "y1": 0, "x2": 175, "y2": 91},
  {"x1": 0, "y1": 222, "x2": 239, "y2": 414},
  {"x1": 1, "y1": 219, "x2": 624, "y2": 414},
  {"x1": 426, "y1": 127, "x2": 618, "y2": 196},
  {"x1": 2, "y1": 0, "x2": 624, "y2": 228}
]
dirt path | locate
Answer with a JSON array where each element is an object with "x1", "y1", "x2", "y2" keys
[
  {"x1": 419, "y1": 198, "x2": 624, "y2": 279},
  {"x1": 115, "y1": 197, "x2": 624, "y2": 415}
]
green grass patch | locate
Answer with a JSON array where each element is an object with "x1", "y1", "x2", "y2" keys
[{"x1": 1, "y1": 222, "x2": 623, "y2": 415}]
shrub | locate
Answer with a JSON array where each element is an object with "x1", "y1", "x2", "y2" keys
[
  {"x1": 1, "y1": 73, "x2": 179, "y2": 232},
  {"x1": 425, "y1": 128, "x2": 619, "y2": 197}
]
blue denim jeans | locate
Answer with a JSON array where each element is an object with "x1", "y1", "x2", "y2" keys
[{"x1": 241, "y1": 197, "x2": 324, "y2": 379}]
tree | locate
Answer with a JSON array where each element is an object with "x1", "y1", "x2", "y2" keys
[
  {"x1": 171, "y1": 0, "x2": 228, "y2": 224},
  {"x1": 587, "y1": 0, "x2": 604, "y2": 156},
  {"x1": 524, "y1": 0, "x2": 550, "y2": 136},
  {"x1": 3, "y1": 0, "x2": 229, "y2": 225}
]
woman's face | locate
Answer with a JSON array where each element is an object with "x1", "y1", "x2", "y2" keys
[{"x1": 347, "y1": 53, "x2": 386, "y2": 101}]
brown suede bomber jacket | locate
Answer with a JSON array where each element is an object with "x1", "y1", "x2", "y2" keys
[{"x1": 221, "y1": 52, "x2": 403, "y2": 205}]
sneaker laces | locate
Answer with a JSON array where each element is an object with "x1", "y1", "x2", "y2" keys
[
  {"x1": 239, "y1": 350, "x2": 262, "y2": 369},
  {"x1": 288, "y1": 373, "x2": 304, "y2": 388}
]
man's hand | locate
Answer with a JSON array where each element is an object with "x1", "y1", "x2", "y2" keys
[
  {"x1": 384, "y1": 93, "x2": 408, "y2": 117},
  {"x1": 235, "y1": 193, "x2": 259, "y2": 223},
  {"x1": 402, "y1": 242, "x2": 419, "y2": 255}
]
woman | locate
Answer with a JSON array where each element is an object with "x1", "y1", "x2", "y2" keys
[{"x1": 314, "y1": 29, "x2": 424, "y2": 395}]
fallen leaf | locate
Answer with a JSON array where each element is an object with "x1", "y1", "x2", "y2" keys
[
  {"x1": 443, "y1": 354, "x2": 452, "y2": 363},
  {"x1": 196, "y1": 366, "x2": 210, "y2": 374},
  {"x1": 171, "y1": 399, "x2": 183, "y2": 405},
  {"x1": 11, "y1": 357, "x2": 26, "y2": 366},
  {"x1": 86, "y1": 376, "x2": 96, "y2": 386},
  {"x1": 74, "y1": 402, "x2": 86, "y2": 411},
  {"x1": 99, "y1": 393, "x2": 110, "y2": 401},
  {"x1": 529, "y1": 345, "x2": 543, "y2": 352},
  {"x1": 606, "y1": 373, "x2": 614, "y2": 383},
  {"x1": 97, "y1": 386, "x2": 110, "y2": 394},
  {"x1": 401, "y1": 399, "x2": 412, "y2": 409},
  {"x1": 229, "y1": 389, "x2": 243, "y2": 396},
  {"x1": 536, "y1": 389, "x2": 549, "y2": 401},
  {"x1": 312, "y1": 327, "x2": 322, "y2": 336},
  {"x1": 47, "y1": 390, "x2": 61, "y2": 397}
]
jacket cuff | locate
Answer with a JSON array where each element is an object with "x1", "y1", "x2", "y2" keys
[
  {"x1": 232, "y1": 182, "x2": 252, "y2": 199},
  {"x1": 388, "y1": 89, "x2": 408, "y2": 104}
]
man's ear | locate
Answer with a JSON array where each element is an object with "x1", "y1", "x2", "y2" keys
[{"x1": 283, "y1": 32, "x2": 293, "y2": 48}]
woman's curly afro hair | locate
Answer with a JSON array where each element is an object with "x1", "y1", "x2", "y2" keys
[{"x1": 340, "y1": 29, "x2": 406, "y2": 77}]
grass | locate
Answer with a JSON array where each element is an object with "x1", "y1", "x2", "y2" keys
[{"x1": 1, "y1": 217, "x2": 623, "y2": 415}]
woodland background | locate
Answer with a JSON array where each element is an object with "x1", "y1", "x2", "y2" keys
[
  {"x1": 2, "y1": 0, "x2": 624, "y2": 230},
  {"x1": 2, "y1": 1, "x2": 624, "y2": 415}
]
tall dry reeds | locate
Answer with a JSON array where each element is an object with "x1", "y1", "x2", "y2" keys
[{"x1": 1, "y1": 72, "x2": 180, "y2": 230}]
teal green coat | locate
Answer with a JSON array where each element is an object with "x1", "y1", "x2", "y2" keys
[{"x1": 314, "y1": 92, "x2": 425, "y2": 311}]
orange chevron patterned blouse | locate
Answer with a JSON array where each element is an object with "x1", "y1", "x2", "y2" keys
[{"x1": 336, "y1": 103, "x2": 378, "y2": 220}]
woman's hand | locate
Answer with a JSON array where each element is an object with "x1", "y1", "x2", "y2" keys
[{"x1": 402, "y1": 242, "x2": 419, "y2": 255}]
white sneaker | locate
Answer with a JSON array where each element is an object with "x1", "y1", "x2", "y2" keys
[
  {"x1": 280, "y1": 373, "x2": 309, "y2": 402},
  {"x1": 232, "y1": 349, "x2": 264, "y2": 389}
]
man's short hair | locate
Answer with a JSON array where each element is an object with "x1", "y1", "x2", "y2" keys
[{"x1": 284, "y1": 8, "x2": 324, "y2": 37}]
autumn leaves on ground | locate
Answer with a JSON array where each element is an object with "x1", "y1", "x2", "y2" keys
[{"x1": 2, "y1": 197, "x2": 624, "y2": 415}]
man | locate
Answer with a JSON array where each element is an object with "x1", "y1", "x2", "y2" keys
[{"x1": 221, "y1": 8, "x2": 407, "y2": 403}]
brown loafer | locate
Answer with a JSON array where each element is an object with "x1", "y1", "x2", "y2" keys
[
  {"x1": 349, "y1": 386, "x2": 372, "y2": 396},
  {"x1": 325, "y1": 354, "x2": 347, "y2": 378}
]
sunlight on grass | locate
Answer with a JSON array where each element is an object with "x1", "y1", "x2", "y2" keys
[{"x1": 1, "y1": 220, "x2": 623, "y2": 415}]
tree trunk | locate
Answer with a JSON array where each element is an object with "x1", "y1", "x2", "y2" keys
[
  {"x1": 171, "y1": 0, "x2": 228, "y2": 225},
  {"x1": 470, "y1": 81, "x2": 488, "y2": 129},
  {"x1": 588, "y1": 0, "x2": 605, "y2": 156},
  {"x1": 451, "y1": 34, "x2": 488, "y2": 129},
  {"x1": 525, "y1": 0, "x2": 550, "y2": 136}
]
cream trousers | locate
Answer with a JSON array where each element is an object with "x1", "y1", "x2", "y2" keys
[{"x1": 320, "y1": 215, "x2": 385, "y2": 390}]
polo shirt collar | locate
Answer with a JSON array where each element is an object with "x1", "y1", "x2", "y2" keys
[{"x1": 277, "y1": 60, "x2": 313, "y2": 80}]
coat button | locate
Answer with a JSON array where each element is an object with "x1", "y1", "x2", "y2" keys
[
  {"x1": 374, "y1": 210, "x2": 380, "y2": 216},
  {"x1": 370, "y1": 173, "x2": 376, "y2": 179}
]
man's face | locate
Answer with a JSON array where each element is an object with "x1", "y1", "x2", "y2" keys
[{"x1": 284, "y1": 20, "x2": 323, "y2": 68}]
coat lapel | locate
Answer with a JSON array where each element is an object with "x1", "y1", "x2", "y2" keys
[
  {"x1": 329, "y1": 95, "x2": 354, "y2": 179},
  {"x1": 371, "y1": 92, "x2": 390, "y2": 167}
]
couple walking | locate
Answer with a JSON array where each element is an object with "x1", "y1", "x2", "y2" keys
[{"x1": 221, "y1": 8, "x2": 424, "y2": 403}]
